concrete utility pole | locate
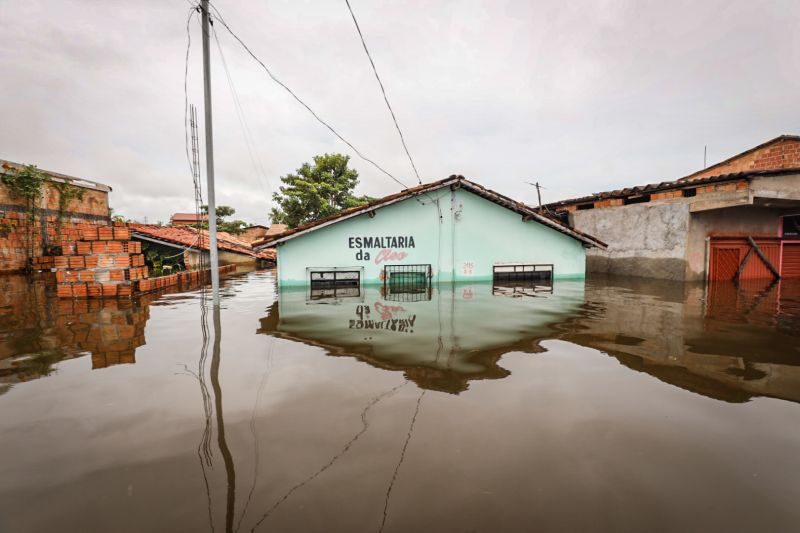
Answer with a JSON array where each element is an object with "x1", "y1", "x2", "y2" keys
[{"x1": 201, "y1": 0, "x2": 221, "y2": 306}]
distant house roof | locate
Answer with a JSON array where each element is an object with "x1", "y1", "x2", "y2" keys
[
  {"x1": 130, "y1": 224, "x2": 275, "y2": 260},
  {"x1": 266, "y1": 223, "x2": 288, "y2": 236},
  {"x1": 546, "y1": 135, "x2": 800, "y2": 209},
  {"x1": 545, "y1": 167, "x2": 800, "y2": 210},
  {"x1": 253, "y1": 175, "x2": 606, "y2": 249},
  {"x1": 170, "y1": 213, "x2": 208, "y2": 224},
  {"x1": 0, "y1": 159, "x2": 112, "y2": 192},
  {"x1": 679, "y1": 135, "x2": 800, "y2": 182}
]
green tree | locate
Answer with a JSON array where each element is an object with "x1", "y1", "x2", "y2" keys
[
  {"x1": 200, "y1": 205, "x2": 247, "y2": 235},
  {"x1": 270, "y1": 153, "x2": 374, "y2": 228}
]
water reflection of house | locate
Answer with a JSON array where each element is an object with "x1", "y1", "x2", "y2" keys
[
  {"x1": 258, "y1": 277, "x2": 800, "y2": 403},
  {"x1": 257, "y1": 282, "x2": 587, "y2": 393},
  {"x1": 566, "y1": 277, "x2": 800, "y2": 403},
  {"x1": 547, "y1": 136, "x2": 800, "y2": 282}
]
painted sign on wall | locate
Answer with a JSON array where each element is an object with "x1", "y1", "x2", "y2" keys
[{"x1": 348, "y1": 235, "x2": 416, "y2": 263}]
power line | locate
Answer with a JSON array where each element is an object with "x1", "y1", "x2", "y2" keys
[
  {"x1": 343, "y1": 0, "x2": 422, "y2": 185},
  {"x1": 211, "y1": 24, "x2": 273, "y2": 200},
  {"x1": 205, "y1": 1, "x2": 411, "y2": 191},
  {"x1": 184, "y1": 7, "x2": 197, "y2": 178}
]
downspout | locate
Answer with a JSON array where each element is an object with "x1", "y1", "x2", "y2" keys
[
  {"x1": 703, "y1": 236, "x2": 710, "y2": 317},
  {"x1": 450, "y1": 188, "x2": 456, "y2": 283}
]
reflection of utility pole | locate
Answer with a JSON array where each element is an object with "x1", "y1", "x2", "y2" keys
[
  {"x1": 525, "y1": 181, "x2": 545, "y2": 212},
  {"x1": 200, "y1": 0, "x2": 221, "y2": 306},
  {"x1": 209, "y1": 305, "x2": 235, "y2": 533}
]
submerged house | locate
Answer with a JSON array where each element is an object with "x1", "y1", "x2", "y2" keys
[
  {"x1": 254, "y1": 176, "x2": 604, "y2": 289},
  {"x1": 547, "y1": 135, "x2": 800, "y2": 282},
  {"x1": 130, "y1": 224, "x2": 274, "y2": 269}
]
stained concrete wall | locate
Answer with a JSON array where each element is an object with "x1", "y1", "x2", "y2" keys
[
  {"x1": 684, "y1": 206, "x2": 782, "y2": 280},
  {"x1": 569, "y1": 173, "x2": 800, "y2": 281},
  {"x1": 752, "y1": 174, "x2": 800, "y2": 200},
  {"x1": 571, "y1": 202, "x2": 690, "y2": 280}
]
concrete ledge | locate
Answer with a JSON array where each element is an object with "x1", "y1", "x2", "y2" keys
[{"x1": 689, "y1": 190, "x2": 751, "y2": 212}]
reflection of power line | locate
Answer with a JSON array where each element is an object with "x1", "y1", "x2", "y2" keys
[
  {"x1": 176, "y1": 290, "x2": 216, "y2": 531},
  {"x1": 379, "y1": 389, "x2": 426, "y2": 533},
  {"x1": 249, "y1": 381, "x2": 408, "y2": 532},
  {"x1": 235, "y1": 337, "x2": 275, "y2": 533}
]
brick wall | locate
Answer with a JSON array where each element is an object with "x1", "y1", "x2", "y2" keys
[
  {"x1": 53, "y1": 224, "x2": 146, "y2": 298},
  {"x1": 686, "y1": 137, "x2": 800, "y2": 181},
  {"x1": 0, "y1": 179, "x2": 110, "y2": 272}
]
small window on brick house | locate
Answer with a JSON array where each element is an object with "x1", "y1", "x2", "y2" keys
[
  {"x1": 682, "y1": 188, "x2": 697, "y2": 197},
  {"x1": 623, "y1": 194, "x2": 651, "y2": 205}
]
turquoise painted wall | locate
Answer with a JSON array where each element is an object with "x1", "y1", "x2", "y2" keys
[{"x1": 277, "y1": 188, "x2": 586, "y2": 285}]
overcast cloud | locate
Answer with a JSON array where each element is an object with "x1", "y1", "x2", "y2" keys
[{"x1": 1, "y1": 0, "x2": 798, "y2": 224}]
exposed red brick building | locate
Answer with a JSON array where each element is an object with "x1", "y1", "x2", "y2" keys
[
  {"x1": 169, "y1": 213, "x2": 208, "y2": 226},
  {"x1": 547, "y1": 136, "x2": 800, "y2": 282},
  {"x1": 0, "y1": 160, "x2": 111, "y2": 272}
]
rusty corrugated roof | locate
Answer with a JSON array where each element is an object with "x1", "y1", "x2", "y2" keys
[
  {"x1": 253, "y1": 176, "x2": 606, "y2": 249},
  {"x1": 130, "y1": 224, "x2": 275, "y2": 261}
]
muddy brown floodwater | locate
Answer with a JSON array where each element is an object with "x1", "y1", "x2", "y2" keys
[{"x1": 0, "y1": 270, "x2": 799, "y2": 533}]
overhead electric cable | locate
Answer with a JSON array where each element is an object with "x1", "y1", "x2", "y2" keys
[
  {"x1": 205, "y1": 1, "x2": 411, "y2": 190},
  {"x1": 211, "y1": 25, "x2": 273, "y2": 199},
  {"x1": 184, "y1": 8, "x2": 197, "y2": 177},
  {"x1": 343, "y1": 0, "x2": 422, "y2": 185}
]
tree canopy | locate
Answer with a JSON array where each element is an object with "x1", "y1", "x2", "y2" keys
[
  {"x1": 270, "y1": 154, "x2": 374, "y2": 228},
  {"x1": 200, "y1": 204, "x2": 248, "y2": 235}
]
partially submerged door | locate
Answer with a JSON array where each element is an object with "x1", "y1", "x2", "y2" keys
[{"x1": 709, "y1": 248, "x2": 740, "y2": 281}]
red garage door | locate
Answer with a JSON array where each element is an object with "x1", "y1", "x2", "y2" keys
[
  {"x1": 783, "y1": 243, "x2": 800, "y2": 278},
  {"x1": 709, "y1": 238, "x2": 780, "y2": 281},
  {"x1": 709, "y1": 248, "x2": 740, "y2": 280}
]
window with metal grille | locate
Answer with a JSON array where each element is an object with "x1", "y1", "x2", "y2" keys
[
  {"x1": 493, "y1": 264, "x2": 553, "y2": 282},
  {"x1": 307, "y1": 268, "x2": 363, "y2": 301},
  {"x1": 309, "y1": 269, "x2": 360, "y2": 288},
  {"x1": 383, "y1": 264, "x2": 431, "y2": 299}
]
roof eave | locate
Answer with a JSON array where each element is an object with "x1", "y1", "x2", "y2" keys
[{"x1": 255, "y1": 177, "x2": 605, "y2": 250}]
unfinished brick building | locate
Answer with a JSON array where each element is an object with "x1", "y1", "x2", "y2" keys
[
  {"x1": 547, "y1": 135, "x2": 800, "y2": 282},
  {"x1": 0, "y1": 160, "x2": 111, "y2": 272}
]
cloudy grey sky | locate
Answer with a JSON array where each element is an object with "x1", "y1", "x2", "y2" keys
[{"x1": 1, "y1": 0, "x2": 798, "y2": 225}]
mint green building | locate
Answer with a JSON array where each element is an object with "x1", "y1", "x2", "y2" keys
[{"x1": 255, "y1": 176, "x2": 604, "y2": 289}]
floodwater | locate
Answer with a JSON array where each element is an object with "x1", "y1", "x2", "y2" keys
[{"x1": 0, "y1": 270, "x2": 799, "y2": 533}]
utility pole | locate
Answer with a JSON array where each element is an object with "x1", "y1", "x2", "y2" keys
[
  {"x1": 201, "y1": 0, "x2": 221, "y2": 306},
  {"x1": 525, "y1": 181, "x2": 545, "y2": 212},
  {"x1": 704, "y1": 145, "x2": 707, "y2": 169}
]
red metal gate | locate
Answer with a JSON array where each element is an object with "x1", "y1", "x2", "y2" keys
[
  {"x1": 708, "y1": 238, "x2": 781, "y2": 281},
  {"x1": 782, "y1": 243, "x2": 800, "y2": 278}
]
